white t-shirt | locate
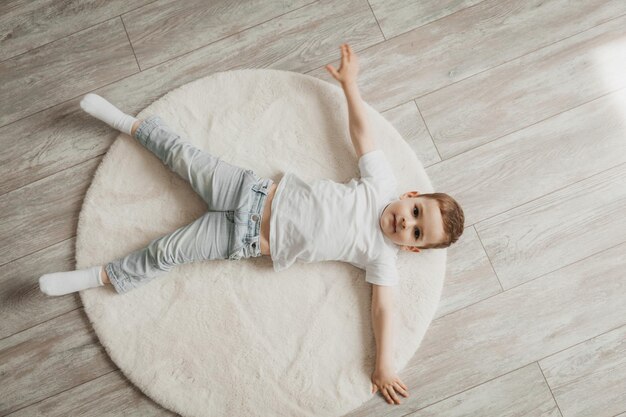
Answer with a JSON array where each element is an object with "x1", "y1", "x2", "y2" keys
[{"x1": 269, "y1": 149, "x2": 400, "y2": 286}]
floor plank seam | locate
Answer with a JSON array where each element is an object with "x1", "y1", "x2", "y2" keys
[
  {"x1": 423, "y1": 82, "x2": 626, "y2": 164},
  {"x1": 7, "y1": 0, "x2": 623, "y2": 143},
  {"x1": 434, "y1": 233, "x2": 626, "y2": 322},
  {"x1": 0, "y1": 16, "x2": 117, "y2": 66},
  {"x1": 464, "y1": 159, "x2": 626, "y2": 232},
  {"x1": 0, "y1": 0, "x2": 161, "y2": 66},
  {"x1": 372, "y1": 0, "x2": 491, "y2": 50},
  {"x1": 3, "y1": 368, "x2": 120, "y2": 417},
  {"x1": 0, "y1": 152, "x2": 106, "y2": 200},
  {"x1": 134, "y1": 0, "x2": 319, "y2": 74},
  {"x1": 404, "y1": 9, "x2": 626, "y2": 110},
  {"x1": 0, "y1": 62, "x2": 142, "y2": 132},
  {"x1": 0, "y1": 305, "x2": 82, "y2": 344},
  {"x1": 537, "y1": 361, "x2": 565, "y2": 417},
  {"x1": 5, "y1": 0, "x2": 626, "y2": 136},
  {"x1": 536, "y1": 322, "x2": 626, "y2": 373},
  {"x1": 397, "y1": 361, "x2": 546, "y2": 417},
  {"x1": 0, "y1": 0, "x2": 319, "y2": 133},
  {"x1": 119, "y1": 16, "x2": 142, "y2": 72},
  {"x1": 365, "y1": 0, "x2": 387, "y2": 40},
  {"x1": 472, "y1": 224, "x2": 504, "y2": 292},
  {"x1": 401, "y1": 321, "x2": 626, "y2": 417},
  {"x1": 412, "y1": 99, "x2": 443, "y2": 162}
]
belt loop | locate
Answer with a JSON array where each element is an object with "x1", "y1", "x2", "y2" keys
[{"x1": 252, "y1": 181, "x2": 269, "y2": 196}]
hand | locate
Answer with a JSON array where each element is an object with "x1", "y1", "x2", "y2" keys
[
  {"x1": 325, "y1": 43, "x2": 359, "y2": 86},
  {"x1": 371, "y1": 367, "x2": 410, "y2": 405}
]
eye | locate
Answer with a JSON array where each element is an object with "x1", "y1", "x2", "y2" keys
[{"x1": 413, "y1": 206, "x2": 420, "y2": 239}]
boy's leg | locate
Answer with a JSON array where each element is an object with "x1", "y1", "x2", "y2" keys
[
  {"x1": 133, "y1": 116, "x2": 252, "y2": 212},
  {"x1": 80, "y1": 94, "x2": 251, "y2": 211},
  {"x1": 81, "y1": 93, "x2": 138, "y2": 135},
  {"x1": 105, "y1": 210, "x2": 233, "y2": 294}
]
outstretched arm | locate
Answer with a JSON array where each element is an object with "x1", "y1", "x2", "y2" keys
[
  {"x1": 370, "y1": 284, "x2": 410, "y2": 405},
  {"x1": 326, "y1": 43, "x2": 376, "y2": 158}
]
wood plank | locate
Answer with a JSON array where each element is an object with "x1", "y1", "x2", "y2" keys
[
  {"x1": 417, "y1": 13, "x2": 626, "y2": 159},
  {"x1": 0, "y1": 99, "x2": 115, "y2": 196},
  {"x1": 0, "y1": 238, "x2": 80, "y2": 340},
  {"x1": 7, "y1": 370, "x2": 176, "y2": 417},
  {"x1": 352, "y1": 240, "x2": 626, "y2": 415},
  {"x1": 0, "y1": 308, "x2": 116, "y2": 416},
  {"x1": 306, "y1": 0, "x2": 626, "y2": 111},
  {"x1": 435, "y1": 226, "x2": 501, "y2": 319},
  {"x1": 0, "y1": 0, "x2": 155, "y2": 62},
  {"x1": 123, "y1": 0, "x2": 314, "y2": 70},
  {"x1": 0, "y1": 0, "x2": 383, "y2": 196},
  {"x1": 425, "y1": 88, "x2": 626, "y2": 227},
  {"x1": 0, "y1": 157, "x2": 101, "y2": 266},
  {"x1": 539, "y1": 324, "x2": 626, "y2": 417},
  {"x1": 381, "y1": 101, "x2": 441, "y2": 168},
  {"x1": 0, "y1": 18, "x2": 138, "y2": 128},
  {"x1": 476, "y1": 161, "x2": 626, "y2": 289},
  {"x1": 404, "y1": 363, "x2": 560, "y2": 417},
  {"x1": 368, "y1": 0, "x2": 483, "y2": 39}
]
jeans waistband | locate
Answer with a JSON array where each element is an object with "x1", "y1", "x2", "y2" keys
[
  {"x1": 247, "y1": 177, "x2": 274, "y2": 239},
  {"x1": 228, "y1": 175, "x2": 273, "y2": 260}
]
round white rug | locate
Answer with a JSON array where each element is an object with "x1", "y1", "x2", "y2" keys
[{"x1": 77, "y1": 69, "x2": 447, "y2": 417}]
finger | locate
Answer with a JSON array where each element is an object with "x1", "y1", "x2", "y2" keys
[
  {"x1": 343, "y1": 44, "x2": 350, "y2": 63},
  {"x1": 393, "y1": 381, "x2": 409, "y2": 397},
  {"x1": 387, "y1": 387, "x2": 401, "y2": 404},
  {"x1": 397, "y1": 379, "x2": 409, "y2": 391},
  {"x1": 325, "y1": 65, "x2": 339, "y2": 80},
  {"x1": 382, "y1": 388, "x2": 393, "y2": 404}
]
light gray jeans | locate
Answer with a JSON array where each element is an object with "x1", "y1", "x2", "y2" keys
[{"x1": 104, "y1": 115, "x2": 274, "y2": 294}]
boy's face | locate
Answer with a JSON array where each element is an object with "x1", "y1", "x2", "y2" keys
[{"x1": 379, "y1": 191, "x2": 446, "y2": 252}]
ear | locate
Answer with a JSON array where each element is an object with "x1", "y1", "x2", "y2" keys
[
  {"x1": 399, "y1": 190, "x2": 420, "y2": 200},
  {"x1": 400, "y1": 245, "x2": 421, "y2": 253}
]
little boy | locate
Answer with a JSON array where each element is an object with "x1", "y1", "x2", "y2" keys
[{"x1": 39, "y1": 43, "x2": 464, "y2": 405}]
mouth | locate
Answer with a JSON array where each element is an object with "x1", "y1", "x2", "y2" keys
[{"x1": 393, "y1": 214, "x2": 396, "y2": 233}]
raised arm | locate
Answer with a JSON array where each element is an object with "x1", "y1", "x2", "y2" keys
[
  {"x1": 342, "y1": 81, "x2": 376, "y2": 158},
  {"x1": 326, "y1": 43, "x2": 377, "y2": 159},
  {"x1": 370, "y1": 284, "x2": 410, "y2": 405}
]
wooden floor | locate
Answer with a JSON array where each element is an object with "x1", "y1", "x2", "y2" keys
[{"x1": 1, "y1": 1, "x2": 625, "y2": 416}]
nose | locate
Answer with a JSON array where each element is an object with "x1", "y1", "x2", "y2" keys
[{"x1": 401, "y1": 216, "x2": 415, "y2": 230}]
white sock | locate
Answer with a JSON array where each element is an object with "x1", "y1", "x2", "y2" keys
[
  {"x1": 80, "y1": 93, "x2": 138, "y2": 136},
  {"x1": 39, "y1": 265, "x2": 105, "y2": 296}
]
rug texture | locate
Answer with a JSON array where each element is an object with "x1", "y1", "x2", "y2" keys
[{"x1": 77, "y1": 69, "x2": 447, "y2": 417}]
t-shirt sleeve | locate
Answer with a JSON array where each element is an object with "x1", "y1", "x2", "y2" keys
[
  {"x1": 358, "y1": 149, "x2": 397, "y2": 185},
  {"x1": 365, "y1": 260, "x2": 399, "y2": 286}
]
